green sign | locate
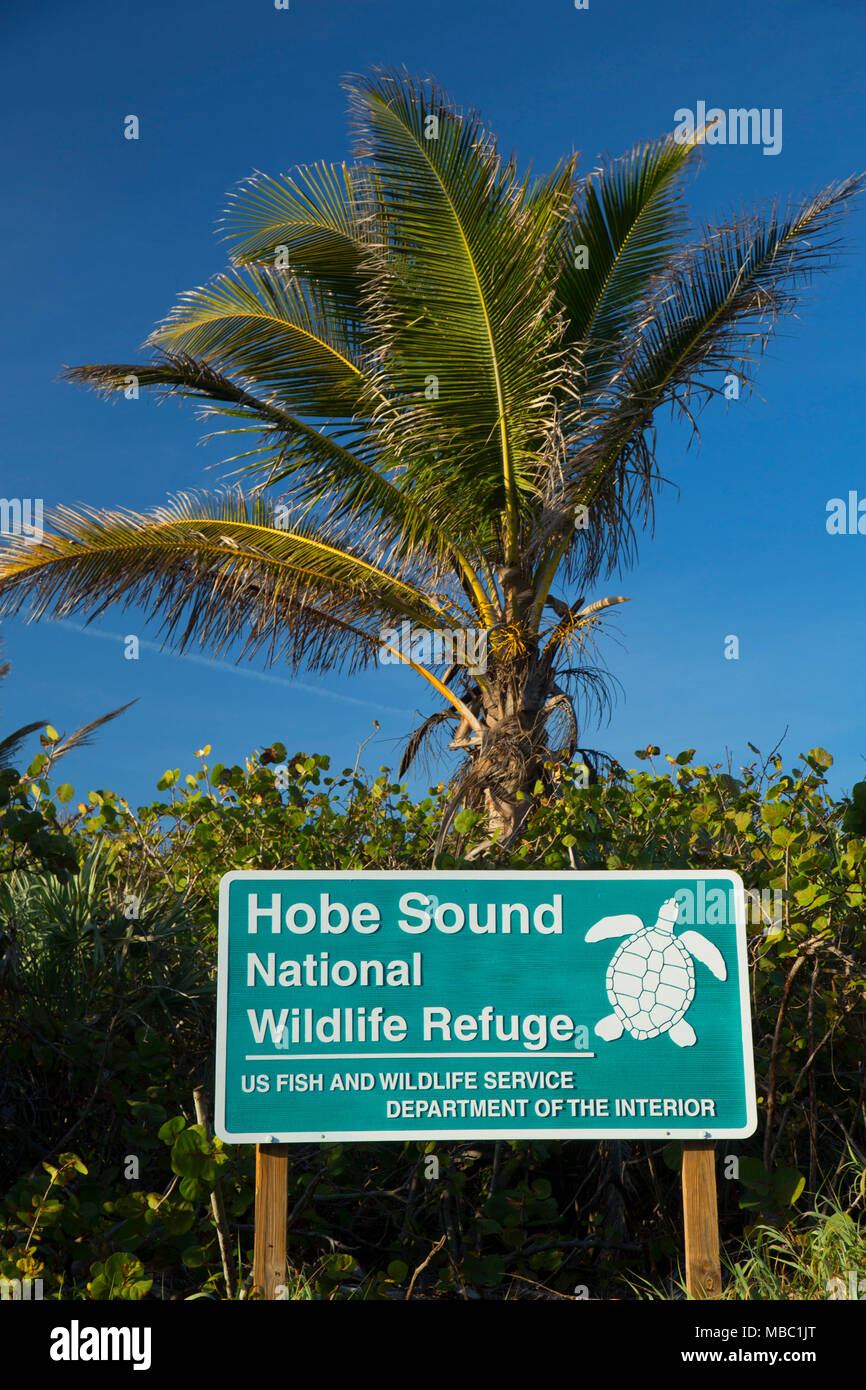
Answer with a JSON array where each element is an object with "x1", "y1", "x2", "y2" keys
[{"x1": 215, "y1": 870, "x2": 757, "y2": 1142}]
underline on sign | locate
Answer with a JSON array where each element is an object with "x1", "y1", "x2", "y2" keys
[{"x1": 245, "y1": 1052, "x2": 597, "y2": 1060}]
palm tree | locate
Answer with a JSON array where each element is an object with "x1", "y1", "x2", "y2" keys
[{"x1": 0, "y1": 71, "x2": 860, "y2": 849}]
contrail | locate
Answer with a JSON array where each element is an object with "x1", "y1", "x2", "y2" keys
[{"x1": 49, "y1": 620, "x2": 410, "y2": 717}]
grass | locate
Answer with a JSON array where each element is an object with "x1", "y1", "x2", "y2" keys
[{"x1": 621, "y1": 1164, "x2": 866, "y2": 1301}]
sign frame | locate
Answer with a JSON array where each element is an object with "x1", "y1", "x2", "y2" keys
[{"x1": 215, "y1": 869, "x2": 758, "y2": 1144}]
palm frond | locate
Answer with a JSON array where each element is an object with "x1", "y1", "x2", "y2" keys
[
  {"x1": 542, "y1": 692, "x2": 578, "y2": 761},
  {"x1": 221, "y1": 161, "x2": 385, "y2": 313},
  {"x1": 540, "y1": 594, "x2": 630, "y2": 664},
  {"x1": 616, "y1": 175, "x2": 864, "y2": 418},
  {"x1": 47, "y1": 701, "x2": 138, "y2": 761},
  {"x1": 533, "y1": 174, "x2": 864, "y2": 605},
  {"x1": 344, "y1": 67, "x2": 576, "y2": 561},
  {"x1": 556, "y1": 129, "x2": 700, "y2": 380},
  {"x1": 62, "y1": 353, "x2": 297, "y2": 427},
  {"x1": 556, "y1": 665, "x2": 623, "y2": 732},
  {"x1": 0, "y1": 721, "x2": 46, "y2": 770},
  {"x1": 397, "y1": 708, "x2": 455, "y2": 779},
  {"x1": 0, "y1": 493, "x2": 459, "y2": 679},
  {"x1": 145, "y1": 266, "x2": 372, "y2": 418},
  {"x1": 63, "y1": 353, "x2": 470, "y2": 571}
]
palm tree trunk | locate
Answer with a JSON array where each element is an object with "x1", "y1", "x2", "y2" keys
[{"x1": 475, "y1": 653, "x2": 552, "y2": 845}]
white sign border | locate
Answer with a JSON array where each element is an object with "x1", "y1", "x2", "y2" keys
[{"x1": 215, "y1": 869, "x2": 758, "y2": 1143}]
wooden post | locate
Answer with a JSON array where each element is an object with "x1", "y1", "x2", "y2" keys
[
  {"x1": 253, "y1": 1144, "x2": 289, "y2": 1299},
  {"x1": 682, "y1": 1141, "x2": 721, "y2": 1299}
]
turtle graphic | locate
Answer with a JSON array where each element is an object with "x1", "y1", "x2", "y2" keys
[{"x1": 584, "y1": 896, "x2": 726, "y2": 1047}]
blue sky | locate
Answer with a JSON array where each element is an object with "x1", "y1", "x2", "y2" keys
[{"x1": 2, "y1": 0, "x2": 864, "y2": 807}]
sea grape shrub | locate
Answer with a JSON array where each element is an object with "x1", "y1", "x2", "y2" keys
[
  {"x1": 515, "y1": 745, "x2": 865, "y2": 1205},
  {"x1": 0, "y1": 766, "x2": 78, "y2": 882},
  {"x1": 0, "y1": 741, "x2": 862, "y2": 1298}
]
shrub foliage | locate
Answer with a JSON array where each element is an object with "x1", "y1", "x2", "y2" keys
[{"x1": 1, "y1": 740, "x2": 864, "y2": 1299}]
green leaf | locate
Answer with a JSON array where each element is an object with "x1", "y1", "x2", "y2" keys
[
  {"x1": 160, "y1": 1202, "x2": 196, "y2": 1236},
  {"x1": 462, "y1": 1253, "x2": 505, "y2": 1288},
  {"x1": 127, "y1": 1099, "x2": 167, "y2": 1124},
  {"x1": 179, "y1": 1175, "x2": 209, "y2": 1202},
  {"x1": 181, "y1": 1245, "x2": 209, "y2": 1268},
  {"x1": 771, "y1": 1167, "x2": 805, "y2": 1207},
  {"x1": 57, "y1": 1152, "x2": 88, "y2": 1176},
  {"x1": 661, "y1": 1142, "x2": 682, "y2": 1173},
  {"x1": 88, "y1": 1252, "x2": 152, "y2": 1301},
  {"x1": 738, "y1": 1156, "x2": 771, "y2": 1192},
  {"x1": 171, "y1": 1126, "x2": 217, "y2": 1184},
  {"x1": 843, "y1": 782, "x2": 866, "y2": 835},
  {"x1": 771, "y1": 826, "x2": 797, "y2": 848},
  {"x1": 806, "y1": 747, "x2": 833, "y2": 770},
  {"x1": 158, "y1": 1116, "x2": 186, "y2": 1142}
]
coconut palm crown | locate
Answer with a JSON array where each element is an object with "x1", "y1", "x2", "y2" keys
[{"x1": 0, "y1": 70, "x2": 860, "y2": 850}]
